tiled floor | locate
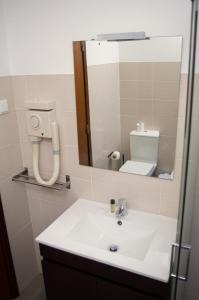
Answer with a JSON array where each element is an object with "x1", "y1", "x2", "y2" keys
[{"x1": 16, "y1": 274, "x2": 46, "y2": 300}]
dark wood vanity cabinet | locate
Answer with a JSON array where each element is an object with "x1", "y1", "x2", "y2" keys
[
  {"x1": 42, "y1": 260, "x2": 97, "y2": 300},
  {"x1": 40, "y1": 244, "x2": 170, "y2": 300},
  {"x1": 97, "y1": 279, "x2": 159, "y2": 300}
]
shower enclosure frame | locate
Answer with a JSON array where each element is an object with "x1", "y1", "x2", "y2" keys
[{"x1": 170, "y1": 0, "x2": 199, "y2": 299}]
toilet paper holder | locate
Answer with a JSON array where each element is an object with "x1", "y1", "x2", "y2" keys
[
  {"x1": 107, "y1": 151, "x2": 121, "y2": 160},
  {"x1": 107, "y1": 151, "x2": 114, "y2": 159}
]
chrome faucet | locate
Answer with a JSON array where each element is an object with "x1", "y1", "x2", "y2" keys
[{"x1": 115, "y1": 198, "x2": 128, "y2": 219}]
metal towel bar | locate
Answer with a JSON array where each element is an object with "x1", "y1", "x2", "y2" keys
[{"x1": 12, "y1": 168, "x2": 71, "y2": 190}]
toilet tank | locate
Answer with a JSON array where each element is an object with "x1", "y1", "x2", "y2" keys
[{"x1": 130, "y1": 130, "x2": 159, "y2": 163}]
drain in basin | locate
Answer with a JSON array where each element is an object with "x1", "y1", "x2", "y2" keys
[{"x1": 108, "y1": 244, "x2": 119, "y2": 252}]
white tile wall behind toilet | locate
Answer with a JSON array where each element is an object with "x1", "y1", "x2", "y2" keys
[
  {"x1": 0, "y1": 0, "x2": 38, "y2": 292},
  {"x1": 1, "y1": 0, "x2": 191, "y2": 273},
  {"x1": 86, "y1": 41, "x2": 121, "y2": 170}
]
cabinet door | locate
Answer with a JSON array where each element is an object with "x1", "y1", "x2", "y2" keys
[
  {"x1": 97, "y1": 279, "x2": 159, "y2": 300},
  {"x1": 42, "y1": 260, "x2": 97, "y2": 300}
]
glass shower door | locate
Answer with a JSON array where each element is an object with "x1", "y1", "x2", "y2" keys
[{"x1": 170, "y1": 0, "x2": 199, "y2": 299}]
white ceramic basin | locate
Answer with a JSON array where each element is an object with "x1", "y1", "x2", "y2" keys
[
  {"x1": 36, "y1": 198, "x2": 177, "y2": 283},
  {"x1": 66, "y1": 213, "x2": 156, "y2": 260}
]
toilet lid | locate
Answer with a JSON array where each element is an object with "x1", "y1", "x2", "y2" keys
[{"x1": 119, "y1": 160, "x2": 156, "y2": 176}]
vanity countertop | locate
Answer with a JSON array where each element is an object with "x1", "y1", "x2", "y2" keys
[{"x1": 36, "y1": 198, "x2": 177, "y2": 283}]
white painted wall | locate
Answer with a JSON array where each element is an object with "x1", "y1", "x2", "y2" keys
[
  {"x1": 2, "y1": 0, "x2": 191, "y2": 75},
  {"x1": 0, "y1": 0, "x2": 10, "y2": 75}
]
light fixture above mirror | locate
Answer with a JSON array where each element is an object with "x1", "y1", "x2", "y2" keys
[{"x1": 97, "y1": 31, "x2": 148, "y2": 41}]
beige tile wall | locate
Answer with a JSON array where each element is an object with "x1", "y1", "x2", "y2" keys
[
  {"x1": 120, "y1": 62, "x2": 181, "y2": 173},
  {"x1": 11, "y1": 73, "x2": 187, "y2": 271},
  {"x1": 0, "y1": 76, "x2": 38, "y2": 291}
]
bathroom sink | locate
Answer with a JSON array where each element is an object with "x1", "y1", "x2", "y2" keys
[
  {"x1": 66, "y1": 213, "x2": 156, "y2": 260},
  {"x1": 36, "y1": 198, "x2": 177, "y2": 283}
]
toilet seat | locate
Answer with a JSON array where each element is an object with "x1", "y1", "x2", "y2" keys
[{"x1": 119, "y1": 160, "x2": 156, "y2": 176}]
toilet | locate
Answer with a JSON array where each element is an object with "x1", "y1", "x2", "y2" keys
[{"x1": 119, "y1": 130, "x2": 159, "y2": 176}]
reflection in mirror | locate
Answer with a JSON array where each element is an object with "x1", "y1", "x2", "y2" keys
[{"x1": 73, "y1": 36, "x2": 182, "y2": 180}]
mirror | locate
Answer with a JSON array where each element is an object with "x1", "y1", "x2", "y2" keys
[{"x1": 73, "y1": 36, "x2": 182, "y2": 180}]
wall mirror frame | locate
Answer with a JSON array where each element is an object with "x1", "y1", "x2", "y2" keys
[{"x1": 73, "y1": 34, "x2": 183, "y2": 181}]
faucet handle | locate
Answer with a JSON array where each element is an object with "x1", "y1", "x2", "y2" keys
[
  {"x1": 116, "y1": 198, "x2": 128, "y2": 218},
  {"x1": 119, "y1": 198, "x2": 128, "y2": 215},
  {"x1": 118, "y1": 198, "x2": 127, "y2": 206}
]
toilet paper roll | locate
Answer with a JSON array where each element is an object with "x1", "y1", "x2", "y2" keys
[{"x1": 110, "y1": 151, "x2": 121, "y2": 160}]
